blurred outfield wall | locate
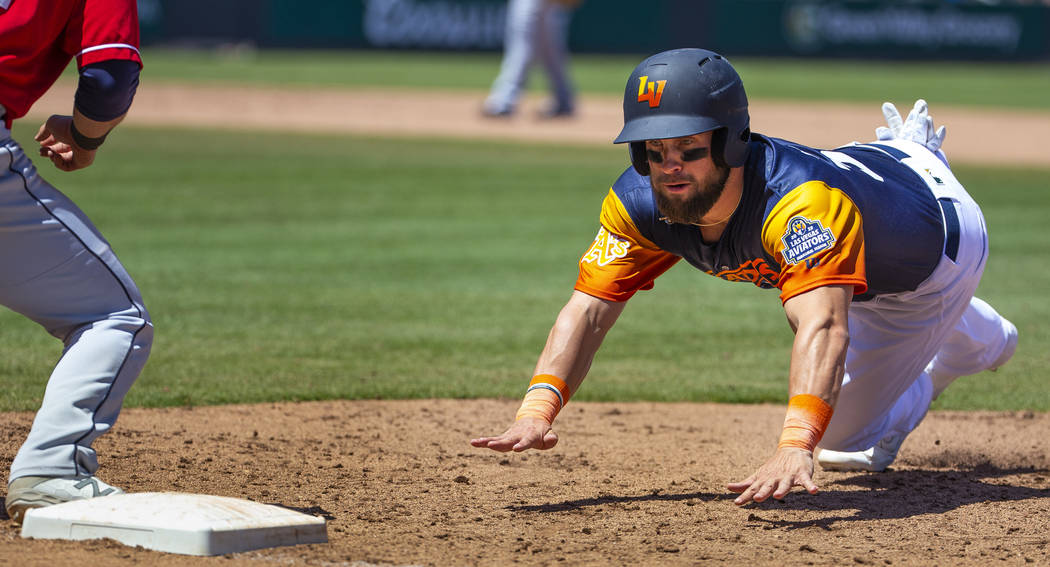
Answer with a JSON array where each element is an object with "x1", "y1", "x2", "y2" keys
[{"x1": 137, "y1": 0, "x2": 1050, "y2": 60}]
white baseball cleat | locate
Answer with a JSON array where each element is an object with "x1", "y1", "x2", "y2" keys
[
  {"x1": 5, "y1": 475, "x2": 124, "y2": 525},
  {"x1": 817, "y1": 432, "x2": 906, "y2": 472}
]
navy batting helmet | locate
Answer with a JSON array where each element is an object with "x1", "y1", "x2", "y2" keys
[{"x1": 613, "y1": 48, "x2": 750, "y2": 175}]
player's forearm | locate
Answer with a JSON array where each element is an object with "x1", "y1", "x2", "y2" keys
[
  {"x1": 783, "y1": 285, "x2": 852, "y2": 404},
  {"x1": 72, "y1": 108, "x2": 124, "y2": 139},
  {"x1": 71, "y1": 59, "x2": 139, "y2": 141},
  {"x1": 787, "y1": 314, "x2": 848, "y2": 405},
  {"x1": 533, "y1": 290, "x2": 625, "y2": 395},
  {"x1": 774, "y1": 285, "x2": 851, "y2": 452}
]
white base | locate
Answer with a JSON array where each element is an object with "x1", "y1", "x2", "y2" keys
[{"x1": 20, "y1": 492, "x2": 327, "y2": 556}]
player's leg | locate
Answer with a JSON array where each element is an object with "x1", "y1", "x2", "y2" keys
[
  {"x1": 1, "y1": 138, "x2": 152, "y2": 520},
  {"x1": 818, "y1": 299, "x2": 950, "y2": 455},
  {"x1": 483, "y1": 0, "x2": 542, "y2": 116},
  {"x1": 926, "y1": 296, "x2": 1017, "y2": 399},
  {"x1": 904, "y1": 142, "x2": 1018, "y2": 398},
  {"x1": 813, "y1": 273, "x2": 976, "y2": 470},
  {"x1": 818, "y1": 149, "x2": 996, "y2": 471},
  {"x1": 534, "y1": 1, "x2": 575, "y2": 117}
]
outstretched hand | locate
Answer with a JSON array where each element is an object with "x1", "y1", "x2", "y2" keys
[
  {"x1": 470, "y1": 417, "x2": 559, "y2": 452},
  {"x1": 35, "y1": 115, "x2": 96, "y2": 172},
  {"x1": 875, "y1": 99, "x2": 946, "y2": 154},
  {"x1": 726, "y1": 447, "x2": 818, "y2": 506}
]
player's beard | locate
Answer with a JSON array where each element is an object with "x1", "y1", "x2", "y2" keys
[{"x1": 651, "y1": 164, "x2": 731, "y2": 225}]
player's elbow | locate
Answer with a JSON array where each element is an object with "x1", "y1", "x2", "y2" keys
[{"x1": 75, "y1": 60, "x2": 141, "y2": 122}]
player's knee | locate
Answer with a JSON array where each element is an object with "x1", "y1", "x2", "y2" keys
[
  {"x1": 132, "y1": 316, "x2": 154, "y2": 360},
  {"x1": 64, "y1": 306, "x2": 154, "y2": 352}
]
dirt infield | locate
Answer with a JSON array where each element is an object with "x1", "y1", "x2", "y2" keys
[
  {"x1": 2, "y1": 400, "x2": 1049, "y2": 566},
  {"x1": 26, "y1": 81, "x2": 1050, "y2": 167},
  {"x1": 3, "y1": 84, "x2": 1049, "y2": 565}
]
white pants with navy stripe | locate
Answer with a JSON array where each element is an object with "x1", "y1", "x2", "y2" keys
[
  {"x1": 819, "y1": 140, "x2": 1015, "y2": 452},
  {"x1": 2, "y1": 125, "x2": 152, "y2": 482}
]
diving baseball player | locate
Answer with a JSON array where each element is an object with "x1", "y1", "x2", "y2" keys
[
  {"x1": 2, "y1": 0, "x2": 152, "y2": 523},
  {"x1": 471, "y1": 48, "x2": 1017, "y2": 505}
]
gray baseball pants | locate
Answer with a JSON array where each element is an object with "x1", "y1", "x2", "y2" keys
[{"x1": 2, "y1": 121, "x2": 152, "y2": 482}]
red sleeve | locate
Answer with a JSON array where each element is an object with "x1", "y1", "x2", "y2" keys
[{"x1": 64, "y1": 0, "x2": 142, "y2": 68}]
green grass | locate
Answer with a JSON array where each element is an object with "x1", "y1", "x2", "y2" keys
[
  {"x1": 1, "y1": 124, "x2": 1046, "y2": 412},
  {"x1": 115, "y1": 48, "x2": 1050, "y2": 110}
]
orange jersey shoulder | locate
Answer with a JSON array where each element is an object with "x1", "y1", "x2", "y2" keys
[
  {"x1": 761, "y1": 181, "x2": 868, "y2": 302},
  {"x1": 575, "y1": 189, "x2": 680, "y2": 302}
]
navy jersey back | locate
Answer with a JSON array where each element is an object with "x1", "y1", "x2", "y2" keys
[{"x1": 585, "y1": 135, "x2": 947, "y2": 303}]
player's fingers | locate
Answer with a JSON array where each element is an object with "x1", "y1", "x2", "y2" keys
[
  {"x1": 905, "y1": 99, "x2": 927, "y2": 127},
  {"x1": 881, "y1": 102, "x2": 901, "y2": 125},
  {"x1": 751, "y1": 480, "x2": 777, "y2": 503},
  {"x1": 771, "y1": 477, "x2": 794, "y2": 500},
  {"x1": 881, "y1": 102, "x2": 902, "y2": 135},
  {"x1": 43, "y1": 114, "x2": 70, "y2": 140},
  {"x1": 910, "y1": 100, "x2": 928, "y2": 122},
  {"x1": 56, "y1": 148, "x2": 75, "y2": 164},
  {"x1": 540, "y1": 429, "x2": 559, "y2": 450},
  {"x1": 801, "y1": 474, "x2": 819, "y2": 495},
  {"x1": 34, "y1": 123, "x2": 52, "y2": 142},
  {"x1": 875, "y1": 126, "x2": 893, "y2": 141},
  {"x1": 50, "y1": 154, "x2": 72, "y2": 172},
  {"x1": 41, "y1": 141, "x2": 71, "y2": 155},
  {"x1": 511, "y1": 427, "x2": 547, "y2": 451},
  {"x1": 470, "y1": 435, "x2": 516, "y2": 452},
  {"x1": 733, "y1": 486, "x2": 758, "y2": 506},
  {"x1": 726, "y1": 472, "x2": 757, "y2": 492},
  {"x1": 733, "y1": 475, "x2": 770, "y2": 504},
  {"x1": 726, "y1": 475, "x2": 755, "y2": 493},
  {"x1": 485, "y1": 440, "x2": 517, "y2": 452}
]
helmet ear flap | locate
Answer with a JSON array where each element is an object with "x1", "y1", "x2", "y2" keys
[
  {"x1": 629, "y1": 142, "x2": 650, "y2": 176},
  {"x1": 710, "y1": 128, "x2": 728, "y2": 169}
]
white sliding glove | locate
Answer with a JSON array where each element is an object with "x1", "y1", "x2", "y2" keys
[{"x1": 875, "y1": 99, "x2": 947, "y2": 154}]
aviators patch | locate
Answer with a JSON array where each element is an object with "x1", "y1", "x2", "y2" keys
[{"x1": 780, "y1": 216, "x2": 836, "y2": 265}]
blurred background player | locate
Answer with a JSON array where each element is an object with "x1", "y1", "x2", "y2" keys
[
  {"x1": 482, "y1": 0, "x2": 580, "y2": 119},
  {"x1": 472, "y1": 48, "x2": 1017, "y2": 506},
  {"x1": 1, "y1": 0, "x2": 153, "y2": 523}
]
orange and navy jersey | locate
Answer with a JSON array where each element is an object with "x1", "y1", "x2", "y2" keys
[{"x1": 575, "y1": 135, "x2": 945, "y2": 303}]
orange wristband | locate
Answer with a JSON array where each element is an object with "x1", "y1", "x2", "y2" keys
[
  {"x1": 515, "y1": 375, "x2": 571, "y2": 424},
  {"x1": 777, "y1": 394, "x2": 834, "y2": 451}
]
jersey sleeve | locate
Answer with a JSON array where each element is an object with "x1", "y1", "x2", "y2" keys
[
  {"x1": 574, "y1": 189, "x2": 681, "y2": 302},
  {"x1": 64, "y1": 0, "x2": 142, "y2": 68},
  {"x1": 761, "y1": 181, "x2": 868, "y2": 303}
]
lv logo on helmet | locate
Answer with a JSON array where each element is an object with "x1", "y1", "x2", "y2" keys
[{"x1": 637, "y1": 76, "x2": 666, "y2": 108}]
